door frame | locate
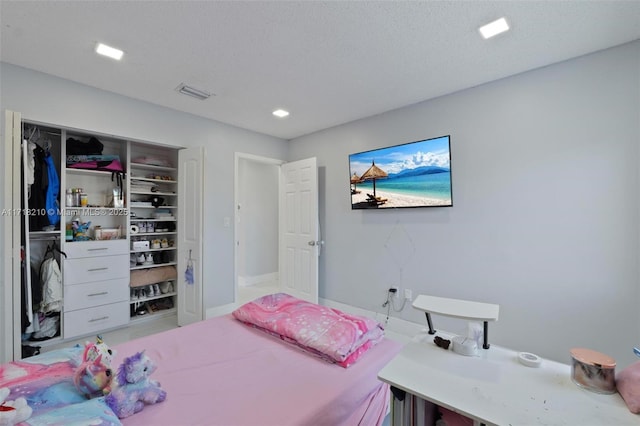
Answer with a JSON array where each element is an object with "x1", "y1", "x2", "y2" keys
[{"x1": 233, "y1": 152, "x2": 284, "y2": 303}]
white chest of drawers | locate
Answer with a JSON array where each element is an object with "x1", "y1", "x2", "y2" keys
[{"x1": 63, "y1": 239, "x2": 129, "y2": 338}]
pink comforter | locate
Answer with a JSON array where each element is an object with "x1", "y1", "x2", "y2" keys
[{"x1": 232, "y1": 293, "x2": 384, "y2": 367}]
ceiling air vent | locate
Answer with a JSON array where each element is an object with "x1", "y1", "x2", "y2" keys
[{"x1": 175, "y1": 83, "x2": 212, "y2": 100}]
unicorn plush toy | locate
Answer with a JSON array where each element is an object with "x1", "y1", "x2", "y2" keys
[
  {"x1": 73, "y1": 336, "x2": 115, "y2": 398},
  {"x1": 84, "y1": 335, "x2": 115, "y2": 366},
  {"x1": 73, "y1": 354, "x2": 113, "y2": 399},
  {"x1": 105, "y1": 351, "x2": 166, "y2": 418}
]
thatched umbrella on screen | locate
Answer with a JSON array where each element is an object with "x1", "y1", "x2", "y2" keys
[
  {"x1": 360, "y1": 161, "x2": 388, "y2": 198},
  {"x1": 350, "y1": 172, "x2": 364, "y2": 194}
]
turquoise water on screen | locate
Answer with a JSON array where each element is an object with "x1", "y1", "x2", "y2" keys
[{"x1": 355, "y1": 172, "x2": 451, "y2": 201}]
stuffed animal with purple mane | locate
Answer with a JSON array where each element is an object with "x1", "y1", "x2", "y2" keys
[{"x1": 105, "y1": 351, "x2": 166, "y2": 418}]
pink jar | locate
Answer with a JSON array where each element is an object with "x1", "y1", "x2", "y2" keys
[{"x1": 570, "y1": 348, "x2": 616, "y2": 394}]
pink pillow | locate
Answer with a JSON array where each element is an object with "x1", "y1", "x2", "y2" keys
[{"x1": 617, "y1": 361, "x2": 640, "y2": 414}]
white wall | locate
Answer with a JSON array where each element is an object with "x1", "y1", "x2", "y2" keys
[
  {"x1": 237, "y1": 158, "x2": 279, "y2": 279},
  {"x1": 0, "y1": 62, "x2": 289, "y2": 311},
  {"x1": 289, "y1": 41, "x2": 640, "y2": 368}
]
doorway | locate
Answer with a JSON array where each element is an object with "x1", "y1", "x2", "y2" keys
[{"x1": 234, "y1": 154, "x2": 283, "y2": 304}]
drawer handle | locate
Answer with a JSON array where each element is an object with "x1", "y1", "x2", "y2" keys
[
  {"x1": 88, "y1": 316, "x2": 109, "y2": 323},
  {"x1": 87, "y1": 248, "x2": 109, "y2": 251},
  {"x1": 87, "y1": 267, "x2": 108, "y2": 272},
  {"x1": 87, "y1": 292, "x2": 108, "y2": 297}
]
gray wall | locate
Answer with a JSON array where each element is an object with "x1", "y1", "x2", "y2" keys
[
  {"x1": 289, "y1": 41, "x2": 640, "y2": 368},
  {"x1": 237, "y1": 158, "x2": 279, "y2": 278},
  {"x1": 0, "y1": 63, "x2": 289, "y2": 310}
]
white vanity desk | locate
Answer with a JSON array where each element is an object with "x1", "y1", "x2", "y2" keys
[{"x1": 378, "y1": 295, "x2": 637, "y2": 425}]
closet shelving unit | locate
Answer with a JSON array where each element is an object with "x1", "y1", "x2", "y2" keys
[
  {"x1": 128, "y1": 143, "x2": 179, "y2": 323},
  {"x1": 61, "y1": 130, "x2": 130, "y2": 340},
  {"x1": 16, "y1": 119, "x2": 182, "y2": 356}
]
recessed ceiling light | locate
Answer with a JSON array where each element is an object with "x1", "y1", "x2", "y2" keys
[
  {"x1": 479, "y1": 17, "x2": 510, "y2": 39},
  {"x1": 272, "y1": 109, "x2": 290, "y2": 118},
  {"x1": 95, "y1": 43, "x2": 123, "y2": 60},
  {"x1": 175, "y1": 83, "x2": 212, "y2": 100}
]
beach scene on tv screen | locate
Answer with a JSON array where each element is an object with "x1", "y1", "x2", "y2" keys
[{"x1": 349, "y1": 136, "x2": 452, "y2": 209}]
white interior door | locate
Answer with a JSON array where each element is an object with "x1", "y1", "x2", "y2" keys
[
  {"x1": 177, "y1": 146, "x2": 204, "y2": 326},
  {"x1": 279, "y1": 157, "x2": 319, "y2": 303}
]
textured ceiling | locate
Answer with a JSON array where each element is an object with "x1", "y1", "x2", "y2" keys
[{"x1": 1, "y1": 1, "x2": 639, "y2": 140}]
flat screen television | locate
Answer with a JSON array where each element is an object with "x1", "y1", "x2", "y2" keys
[{"x1": 349, "y1": 135, "x2": 452, "y2": 209}]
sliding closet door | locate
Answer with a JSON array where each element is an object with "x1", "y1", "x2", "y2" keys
[{"x1": 2, "y1": 110, "x2": 22, "y2": 362}]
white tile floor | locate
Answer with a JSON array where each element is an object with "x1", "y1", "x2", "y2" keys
[
  {"x1": 41, "y1": 315, "x2": 178, "y2": 353},
  {"x1": 237, "y1": 281, "x2": 279, "y2": 305}
]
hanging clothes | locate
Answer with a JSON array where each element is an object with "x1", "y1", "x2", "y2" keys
[
  {"x1": 25, "y1": 139, "x2": 36, "y2": 198},
  {"x1": 39, "y1": 246, "x2": 62, "y2": 313},
  {"x1": 44, "y1": 151, "x2": 60, "y2": 226},
  {"x1": 30, "y1": 263, "x2": 42, "y2": 313},
  {"x1": 30, "y1": 313, "x2": 60, "y2": 340},
  {"x1": 29, "y1": 144, "x2": 50, "y2": 231}
]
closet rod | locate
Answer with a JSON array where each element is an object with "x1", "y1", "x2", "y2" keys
[{"x1": 24, "y1": 128, "x2": 61, "y2": 137}]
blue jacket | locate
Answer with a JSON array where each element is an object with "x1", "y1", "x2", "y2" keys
[{"x1": 44, "y1": 152, "x2": 60, "y2": 225}]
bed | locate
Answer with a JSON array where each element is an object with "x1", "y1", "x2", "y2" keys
[{"x1": 1, "y1": 294, "x2": 402, "y2": 426}]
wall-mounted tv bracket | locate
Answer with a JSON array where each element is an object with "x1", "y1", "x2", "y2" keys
[{"x1": 413, "y1": 295, "x2": 499, "y2": 350}]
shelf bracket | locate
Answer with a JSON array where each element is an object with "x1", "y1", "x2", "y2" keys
[
  {"x1": 425, "y1": 312, "x2": 436, "y2": 335},
  {"x1": 483, "y1": 320, "x2": 490, "y2": 349},
  {"x1": 413, "y1": 295, "x2": 499, "y2": 350}
]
